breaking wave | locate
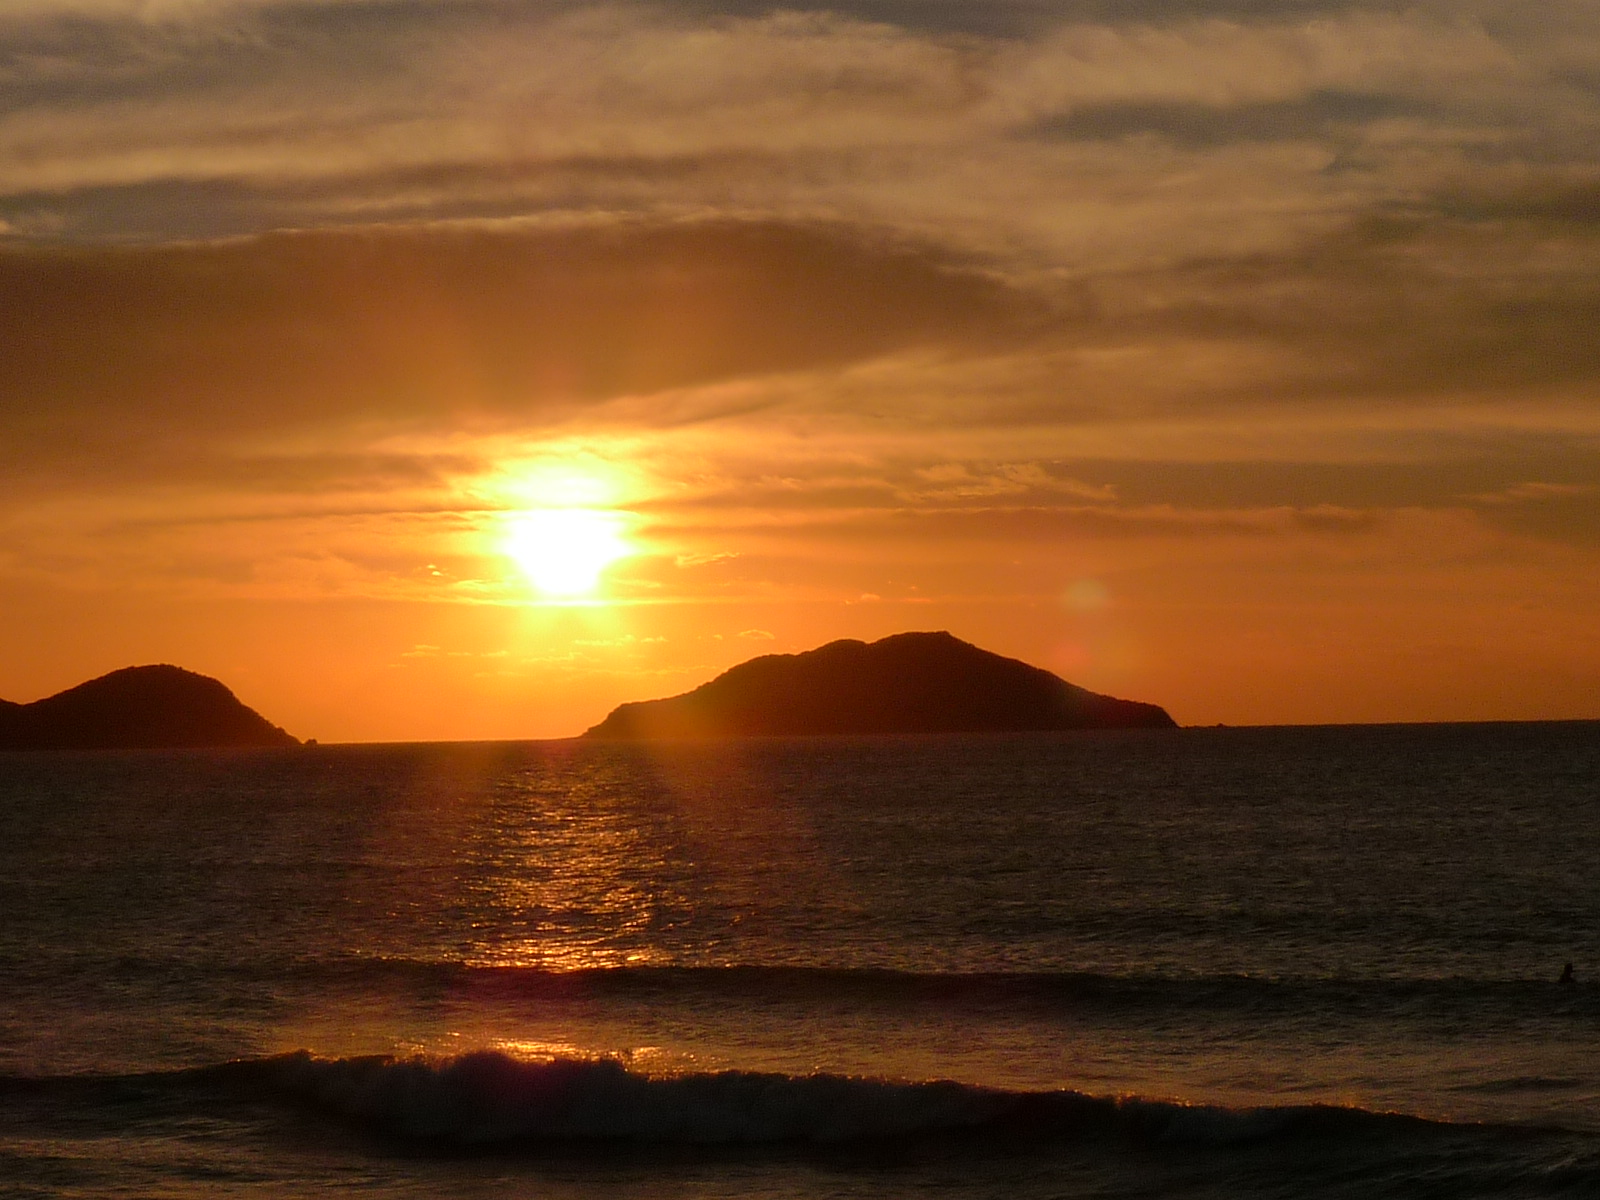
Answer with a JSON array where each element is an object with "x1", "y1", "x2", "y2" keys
[
  {"x1": 0, "y1": 1051, "x2": 1576, "y2": 1152},
  {"x1": 11, "y1": 1052, "x2": 1600, "y2": 1197}
]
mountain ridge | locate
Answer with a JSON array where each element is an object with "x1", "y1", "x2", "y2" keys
[
  {"x1": 0, "y1": 665, "x2": 299, "y2": 750},
  {"x1": 584, "y1": 631, "x2": 1176, "y2": 738}
]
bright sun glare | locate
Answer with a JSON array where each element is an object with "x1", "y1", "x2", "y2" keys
[
  {"x1": 494, "y1": 456, "x2": 639, "y2": 598},
  {"x1": 504, "y1": 508, "x2": 634, "y2": 598}
]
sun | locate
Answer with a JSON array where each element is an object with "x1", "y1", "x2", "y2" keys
[
  {"x1": 503, "y1": 508, "x2": 634, "y2": 598},
  {"x1": 489, "y1": 450, "x2": 641, "y2": 598}
]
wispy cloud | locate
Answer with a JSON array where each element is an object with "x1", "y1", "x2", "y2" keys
[{"x1": 2, "y1": 1, "x2": 1595, "y2": 260}]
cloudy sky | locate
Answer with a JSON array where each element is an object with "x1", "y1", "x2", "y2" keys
[{"x1": 2, "y1": 0, "x2": 1597, "y2": 738}]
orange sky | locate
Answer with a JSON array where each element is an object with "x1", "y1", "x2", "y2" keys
[{"x1": 1, "y1": 1, "x2": 1597, "y2": 739}]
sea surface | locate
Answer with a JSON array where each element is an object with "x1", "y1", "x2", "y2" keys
[{"x1": 2, "y1": 723, "x2": 1599, "y2": 1198}]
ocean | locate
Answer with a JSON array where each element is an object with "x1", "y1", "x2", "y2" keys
[{"x1": 2, "y1": 722, "x2": 1598, "y2": 1198}]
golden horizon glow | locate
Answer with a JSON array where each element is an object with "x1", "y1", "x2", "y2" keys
[{"x1": 3, "y1": 1, "x2": 1600, "y2": 739}]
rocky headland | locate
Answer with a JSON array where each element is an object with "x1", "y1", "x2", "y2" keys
[
  {"x1": 584, "y1": 631, "x2": 1176, "y2": 738},
  {"x1": 0, "y1": 664, "x2": 299, "y2": 750}
]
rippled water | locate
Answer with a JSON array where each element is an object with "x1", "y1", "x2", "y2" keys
[{"x1": 2, "y1": 723, "x2": 1598, "y2": 1196}]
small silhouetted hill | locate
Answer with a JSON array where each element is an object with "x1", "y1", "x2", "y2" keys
[
  {"x1": 584, "y1": 631, "x2": 1177, "y2": 738},
  {"x1": 0, "y1": 665, "x2": 299, "y2": 750}
]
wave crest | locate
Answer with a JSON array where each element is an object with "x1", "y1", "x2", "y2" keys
[
  {"x1": 196, "y1": 1051, "x2": 1431, "y2": 1149},
  {"x1": 223, "y1": 1052, "x2": 1011, "y2": 1144}
]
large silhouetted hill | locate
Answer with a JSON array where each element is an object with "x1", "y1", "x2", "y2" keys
[
  {"x1": 584, "y1": 631, "x2": 1177, "y2": 738},
  {"x1": 0, "y1": 665, "x2": 299, "y2": 750}
]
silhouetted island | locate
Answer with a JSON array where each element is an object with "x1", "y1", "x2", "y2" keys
[
  {"x1": 0, "y1": 665, "x2": 299, "y2": 750},
  {"x1": 584, "y1": 631, "x2": 1177, "y2": 738}
]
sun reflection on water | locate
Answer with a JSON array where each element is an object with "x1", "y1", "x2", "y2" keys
[{"x1": 459, "y1": 772, "x2": 694, "y2": 972}]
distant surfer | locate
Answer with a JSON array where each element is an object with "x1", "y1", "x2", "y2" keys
[{"x1": 1559, "y1": 962, "x2": 1575, "y2": 985}]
